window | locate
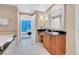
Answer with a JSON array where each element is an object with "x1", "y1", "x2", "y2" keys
[{"x1": 21, "y1": 20, "x2": 31, "y2": 32}]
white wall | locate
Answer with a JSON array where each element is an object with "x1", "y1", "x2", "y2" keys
[
  {"x1": 75, "y1": 5, "x2": 79, "y2": 54},
  {"x1": 36, "y1": 11, "x2": 51, "y2": 29},
  {"x1": 44, "y1": 14, "x2": 51, "y2": 29},
  {"x1": 36, "y1": 11, "x2": 45, "y2": 29},
  {"x1": 65, "y1": 5, "x2": 76, "y2": 55},
  {"x1": 31, "y1": 15, "x2": 36, "y2": 42}
]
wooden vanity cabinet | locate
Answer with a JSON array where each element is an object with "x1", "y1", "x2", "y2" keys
[
  {"x1": 38, "y1": 31, "x2": 66, "y2": 55},
  {"x1": 50, "y1": 35, "x2": 66, "y2": 55},
  {"x1": 43, "y1": 32, "x2": 51, "y2": 52}
]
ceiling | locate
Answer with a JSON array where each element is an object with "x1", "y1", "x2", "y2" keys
[{"x1": 9, "y1": 4, "x2": 52, "y2": 13}]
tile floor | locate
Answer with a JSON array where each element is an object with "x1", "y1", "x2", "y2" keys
[{"x1": 2, "y1": 39, "x2": 50, "y2": 55}]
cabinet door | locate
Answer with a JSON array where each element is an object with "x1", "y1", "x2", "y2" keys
[
  {"x1": 50, "y1": 36, "x2": 56, "y2": 55},
  {"x1": 38, "y1": 32, "x2": 44, "y2": 42},
  {"x1": 43, "y1": 33, "x2": 50, "y2": 51},
  {"x1": 55, "y1": 35, "x2": 66, "y2": 55},
  {"x1": 61, "y1": 35, "x2": 66, "y2": 54}
]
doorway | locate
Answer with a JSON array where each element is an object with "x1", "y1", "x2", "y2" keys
[{"x1": 19, "y1": 14, "x2": 36, "y2": 47}]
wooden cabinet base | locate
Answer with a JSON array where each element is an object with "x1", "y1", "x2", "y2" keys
[
  {"x1": 50, "y1": 35, "x2": 66, "y2": 55},
  {"x1": 43, "y1": 32, "x2": 50, "y2": 52},
  {"x1": 38, "y1": 32, "x2": 66, "y2": 55}
]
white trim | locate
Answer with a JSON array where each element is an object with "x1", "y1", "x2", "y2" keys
[{"x1": 16, "y1": 10, "x2": 20, "y2": 45}]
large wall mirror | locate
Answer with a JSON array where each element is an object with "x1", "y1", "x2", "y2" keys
[
  {"x1": 51, "y1": 15, "x2": 61, "y2": 30},
  {"x1": 50, "y1": 4, "x2": 65, "y2": 31}
]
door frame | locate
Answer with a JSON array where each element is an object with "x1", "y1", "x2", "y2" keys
[
  {"x1": 75, "y1": 5, "x2": 79, "y2": 54},
  {"x1": 18, "y1": 12, "x2": 37, "y2": 42}
]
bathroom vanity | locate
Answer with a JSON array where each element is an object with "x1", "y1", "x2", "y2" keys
[{"x1": 38, "y1": 30, "x2": 66, "y2": 55}]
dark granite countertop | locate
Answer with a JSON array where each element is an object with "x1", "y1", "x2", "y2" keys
[
  {"x1": 37, "y1": 29, "x2": 66, "y2": 35},
  {"x1": 45, "y1": 31, "x2": 66, "y2": 36}
]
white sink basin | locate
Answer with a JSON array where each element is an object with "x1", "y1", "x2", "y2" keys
[{"x1": 48, "y1": 32, "x2": 59, "y2": 35}]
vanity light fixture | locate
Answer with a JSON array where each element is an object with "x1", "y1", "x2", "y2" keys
[{"x1": 40, "y1": 15, "x2": 44, "y2": 20}]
